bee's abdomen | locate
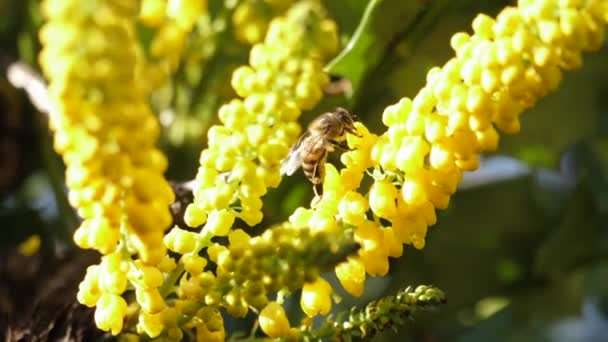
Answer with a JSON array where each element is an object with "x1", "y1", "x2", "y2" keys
[{"x1": 301, "y1": 147, "x2": 326, "y2": 184}]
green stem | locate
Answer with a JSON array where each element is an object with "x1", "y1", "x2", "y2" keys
[{"x1": 160, "y1": 262, "x2": 185, "y2": 297}]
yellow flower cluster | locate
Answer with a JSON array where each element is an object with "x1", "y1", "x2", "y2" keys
[
  {"x1": 37, "y1": 0, "x2": 200, "y2": 337},
  {"x1": 66, "y1": 1, "x2": 337, "y2": 340},
  {"x1": 288, "y1": 0, "x2": 608, "y2": 317},
  {"x1": 39, "y1": 0, "x2": 173, "y2": 264},
  {"x1": 233, "y1": 0, "x2": 296, "y2": 45},
  {"x1": 184, "y1": 0, "x2": 338, "y2": 233},
  {"x1": 138, "y1": 0, "x2": 206, "y2": 92}
]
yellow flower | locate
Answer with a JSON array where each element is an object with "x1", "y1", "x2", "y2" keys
[
  {"x1": 301, "y1": 277, "x2": 333, "y2": 317},
  {"x1": 196, "y1": 307, "x2": 225, "y2": 342},
  {"x1": 335, "y1": 257, "x2": 366, "y2": 297},
  {"x1": 94, "y1": 294, "x2": 128, "y2": 335},
  {"x1": 137, "y1": 310, "x2": 164, "y2": 338},
  {"x1": 164, "y1": 227, "x2": 202, "y2": 254},
  {"x1": 259, "y1": 301, "x2": 292, "y2": 338}
]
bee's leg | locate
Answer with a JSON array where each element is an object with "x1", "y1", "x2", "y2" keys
[
  {"x1": 328, "y1": 139, "x2": 352, "y2": 151},
  {"x1": 314, "y1": 183, "x2": 323, "y2": 196},
  {"x1": 345, "y1": 125, "x2": 363, "y2": 137},
  {"x1": 312, "y1": 155, "x2": 326, "y2": 196}
]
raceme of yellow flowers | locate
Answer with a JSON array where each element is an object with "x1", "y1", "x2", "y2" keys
[
  {"x1": 38, "y1": 0, "x2": 204, "y2": 337},
  {"x1": 287, "y1": 0, "x2": 607, "y2": 321},
  {"x1": 37, "y1": 0, "x2": 607, "y2": 340}
]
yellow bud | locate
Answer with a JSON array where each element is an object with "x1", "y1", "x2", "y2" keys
[
  {"x1": 396, "y1": 137, "x2": 429, "y2": 173},
  {"x1": 460, "y1": 59, "x2": 481, "y2": 85},
  {"x1": 368, "y1": 180, "x2": 398, "y2": 219},
  {"x1": 259, "y1": 302, "x2": 291, "y2": 338},
  {"x1": 338, "y1": 191, "x2": 369, "y2": 225},
  {"x1": 239, "y1": 207, "x2": 264, "y2": 226},
  {"x1": 466, "y1": 85, "x2": 490, "y2": 114},
  {"x1": 481, "y1": 68, "x2": 499, "y2": 93},
  {"x1": 99, "y1": 270, "x2": 128, "y2": 295},
  {"x1": 167, "y1": 327, "x2": 183, "y2": 341},
  {"x1": 382, "y1": 227, "x2": 403, "y2": 258},
  {"x1": 157, "y1": 255, "x2": 177, "y2": 272},
  {"x1": 231, "y1": 66, "x2": 256, "y2": 97},
  {"x1": 401, "y1": 177, "x2": 428, "y2": 207},
  {"x1": 382, "y1": 104, "x2": 399, "y2": 127},
  {"x1": 77, "y1": 265, "x2": 102, "y2": 307},
  {"x1": 340, "y1": 167, "x2": 365, "y2": 191},
  {"x1": 391, "y1": 218, "x2": 415, "y2": 244},
  {"x1": 207, "y1": 244, "x2": 228, "y2": 264},
  {"x1": 301, "y1": 278, "x2": 333, "y2": 317},
  {"x1": 429, "y1": 143, "x2": 455, "y2": 170},
  {"x1": 259, "y1": 142, "x2": 288, "y2": 166},
  {"x1": 472, "y1": 14, "x2": 495, "y2": 39},
  {"x1": 412, "y1": 87, "x2": 436, "y2": 114},
  {"x1": 289, "y1": 207, "x2": 313, "y2": 228},
  {"x1": 476, "y1": 127, "x2": 500, "y2": 151},
  {"x1": 82, "y1": 218, "x2": 119, "y2": 255},
  {"x1": 204, "y1": 209, "x2": 235, "y2": 236},
  {"x1": 538, "y1": 19, "x2": 562, "y2": 43},
  {"x1": 450, "y1": 32, "x2": 470, "y2": 52},
  {"x1": 354, "y1": 221, "x2": 383, "y2": 251},
  {"x1": 335, "y1": 257, "x2": 365, "y2": 297},
  {"x1": 164, "y1": 227, "x2": 200, "y2": 254},
  {"x1": 425, "y1": 115, "x2": 447, "y2": 143},
  {"x1": 167, "y1": 0, "x2": 206, "y2": 30},
  {"x1": 359, "y1": 248, "x2": 389, "y2": 276},
  {"x1": 182, "y1": 253, "x2": 208, "y2": 275},
  {"x1": 196, "y1": 318, "x2": 225, "y2": 342},
  {"x1": 308, "y1": 210, "x2": 338, "y2": 233},
  {"x1": 128, "y1": 263, "x2": 164, "y2": 289},
  {"x1": 94, "y1": 294, "x2": 127, "y2": 335},
  {"x1": 132, "y1": 168, "x2": 175, "y2": 204},
  {"x1": 136, "y1": 288, "x2": 165, "y2": 314},
  {"x1": 139, "y1": 0, "x2": 166, "y2": 27},
  {"x1": 228, "y1": 229, "x2": 251, "y2": 249},
  {"x1": 184, "y1": 203, "x2": 208, "y2": 227},
  {"x1": 138, "y1": 311, "x2": 164, "y2": 338},
  {"x1": 405, "y1": 110, "x2": 426, "y2": 135}
]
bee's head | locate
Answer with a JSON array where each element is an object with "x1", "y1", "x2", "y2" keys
[{"x1": 335, "y1": 107, "x2": 357, "y2": 125}]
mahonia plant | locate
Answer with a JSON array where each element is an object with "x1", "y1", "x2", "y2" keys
[{"x1": 36, "y1": 0, "x2": 608, "y2": 340}]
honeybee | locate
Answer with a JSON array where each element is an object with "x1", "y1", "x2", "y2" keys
[{"x1": 280, "y1": 107, "x2": 360, "y2": 196}]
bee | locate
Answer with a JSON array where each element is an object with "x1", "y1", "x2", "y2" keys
[{"x1": 280, "y1": 107, "x2": 360, "y2": 196}]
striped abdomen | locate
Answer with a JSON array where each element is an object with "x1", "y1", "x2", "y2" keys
[{"x1": 301, "y1": 140, "x2": 328, "y2": 195}]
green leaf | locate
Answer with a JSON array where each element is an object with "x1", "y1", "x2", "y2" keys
[{"x1": 326, "y1": 0, "x2": 449, "y2": 97}]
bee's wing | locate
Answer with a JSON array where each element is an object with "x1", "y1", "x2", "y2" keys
[{"x1": 280, "y1": 132, "x2": 310, "y2": 176}]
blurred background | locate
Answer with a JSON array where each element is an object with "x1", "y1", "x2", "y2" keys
[{"x1": 1, "y1": 0, "x2": 608, "y2": 341}]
